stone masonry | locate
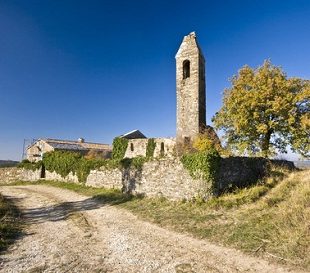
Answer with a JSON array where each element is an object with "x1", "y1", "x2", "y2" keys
[
  {"x1": 124, "y1": 138, "x2": 176, "y2": 158},
  {"x1": 176, "y1": 32, "x2": 206, "y2": 145},
  {"x1": 86, "y1": 158, "x2": 207, "y2": 200}
]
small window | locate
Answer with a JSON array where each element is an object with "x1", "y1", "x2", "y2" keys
[
  {"x1": 130, "y1": 143, "x2": 134, "y2": 152},
  {"x1": 183, "y1": 60, "x2": 190, "y2": 79},
  {"x1": 184, "y1": 137, "x2": 191, "y2": 146},
  {"x1": 160, "y1": 142, "x2": 165, "y2": 157}
]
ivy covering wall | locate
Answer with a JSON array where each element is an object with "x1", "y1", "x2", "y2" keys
[
  {"x1": 181, "y1": 149, "x2": 221, "y2": 192},
  {"x1": 146, "y1": 138, "x2": 156, "y2": 158},
  {"x1": 19, "y1": 149, "x2": 152, "y2": 183},
  {"x1": 42, "y1": 151, "x2": 106, "y2": 183},
  {"x1": 112, "y1": 137, "x2": 128, "y2": 160}
]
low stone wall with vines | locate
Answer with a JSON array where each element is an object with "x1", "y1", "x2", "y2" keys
[{"x1": 10, "y1": 150, "x2": 296, "y2": 200}]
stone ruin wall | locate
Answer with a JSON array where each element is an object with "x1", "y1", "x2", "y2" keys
[
  {"x1": 86, "y1": 158, "x2": 207, "y2": 200},
  {"x1": 124, "y1": 138, "x2": 176, "y2": 158},
  {"x1": 124, "y1": 139, "x2": 148, "y2": 158}
]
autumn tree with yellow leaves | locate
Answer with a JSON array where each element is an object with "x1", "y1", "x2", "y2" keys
[{"x1": 212, "y1": 60, "x2": 309, "y2": 158}]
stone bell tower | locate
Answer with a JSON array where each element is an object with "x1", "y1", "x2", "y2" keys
[{"x1": 175, "y1": 32, "x2": 206, "y2": 145}]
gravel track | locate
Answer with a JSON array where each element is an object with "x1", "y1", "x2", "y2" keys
[{"x1": 0, "y1": 185, "x2": 304, "y2": 273}]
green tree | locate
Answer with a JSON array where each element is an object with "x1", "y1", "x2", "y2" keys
[{"x1": 212, "y1": 60, "x2": 309, "y2": 158}]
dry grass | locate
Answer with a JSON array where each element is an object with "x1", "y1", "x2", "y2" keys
[
  {"x1": 6, "y1": 169, "x2": 310, "y2": 269},
  {"x1": 120, "y1": 169, "x2": 310, "y2": 269},
  {"x1": 0, "y1": 194, "x2": 20, "y2": 251}
]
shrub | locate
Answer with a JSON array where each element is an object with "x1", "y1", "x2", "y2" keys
[
  {"x1": 18, "y1": 159, "x2": 42, "y2": 170},
  {"x1": 193, "y1": 130, "x2": 230, "y2": 156},
  {"x1": 193, "y1": 134, "x2": 215, "y2": 152}
]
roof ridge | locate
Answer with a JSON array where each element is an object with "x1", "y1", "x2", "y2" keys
[{"x1": 44, "y1": 138, "x2": 109, "y2": 146}]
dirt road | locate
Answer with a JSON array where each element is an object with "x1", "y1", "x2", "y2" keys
[{"x1": 0, "y1": 185, "x2": 303, "y2": 273}]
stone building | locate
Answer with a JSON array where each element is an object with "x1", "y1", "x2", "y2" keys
[
  {"x1": 27, "y1": 138, "x2": 111, "y2": 162},
  {"x1": 121, "y1": 32, "x2": 208, "y2": 158},
  {"x1": 123, "y1": 137, "x2": 176, "y2": 158},
  {"x1": 119, "y1": 130, "x2": 176, "y2": 158}
]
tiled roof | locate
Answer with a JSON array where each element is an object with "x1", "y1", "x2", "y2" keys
[
  {"x1": 46, "y1": 142, "x2": 88, "y2": 151},
  {"x1": 38, "y1": 138, "x2": 111, "y2": 151}
]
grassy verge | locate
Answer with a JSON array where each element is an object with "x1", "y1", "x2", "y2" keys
[
  {"x1": 6, "y1": 169, "x2": 310, "y2": 269},
  {"x1": 120, "y1": 170, "x2": 310, "y2": 269},
  {"x1": 0, "y1": 193, "x2": 21, "y2": 251}
]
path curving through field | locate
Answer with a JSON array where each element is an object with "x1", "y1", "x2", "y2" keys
[{"x1": 0, "y1": 185, "x2": 304, "y2": 273}]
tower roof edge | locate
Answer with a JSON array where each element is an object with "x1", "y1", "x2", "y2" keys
[{"x1": 175, "y1": 31, "x2": 204, "y2": 59}]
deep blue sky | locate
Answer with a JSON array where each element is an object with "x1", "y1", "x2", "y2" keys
[{"x1": 1, "y1": 0, "x2": 309, "y2": 160}]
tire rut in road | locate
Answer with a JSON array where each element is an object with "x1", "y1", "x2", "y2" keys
[{"x1": 0, "y1": 186, "x2": 110, "y2": 273}]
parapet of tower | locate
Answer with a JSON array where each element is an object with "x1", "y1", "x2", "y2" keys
[{"x1": 175, "y1": 32, "x2": 206, "y2": 146}]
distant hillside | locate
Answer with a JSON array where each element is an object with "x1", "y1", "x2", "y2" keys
[
  {"x1": 0, "y1": 160, "x2": 19, "y2": 168},
  {"x1": 294, "y1": 160, "x2": 310, "y2": 169}
]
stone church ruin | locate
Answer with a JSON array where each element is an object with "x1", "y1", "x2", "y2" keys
[{"x1": 122, "y1": 32, "x2": 213, "y2": 158}]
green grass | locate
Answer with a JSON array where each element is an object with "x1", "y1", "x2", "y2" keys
[
  {"x1": 5, "y1": 168, "x2": 310, "y2": 269},
  {"x1": 0, "y1": 193, "x2": 20, "y2": 251}
]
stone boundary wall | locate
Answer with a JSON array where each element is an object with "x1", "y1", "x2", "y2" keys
[
  {"x1": 0, "y1": 167, "x2": 23, "y2": 184},
  {"x1": 0, "y1": 167, "x2": 42, "y2": 183},
  {"x1": 0, "y1": 158, "x2": 296, "y2": 200},
  {"x1": 86, "y1": 158, "x2": 207, "y2": 200},
  {"x1": 44, "y1": 171, "x2": 80, "y2": 184},
  {"x1": 217, "y1": 157, "x2": 295, "y2": 192},
  {"x1": 20, "y1": 169, "x2": 42, "y2": 181}
]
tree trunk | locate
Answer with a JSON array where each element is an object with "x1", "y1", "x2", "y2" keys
[{"x1": 262, "y1": 129, "x2": 273, "y2": 158}]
